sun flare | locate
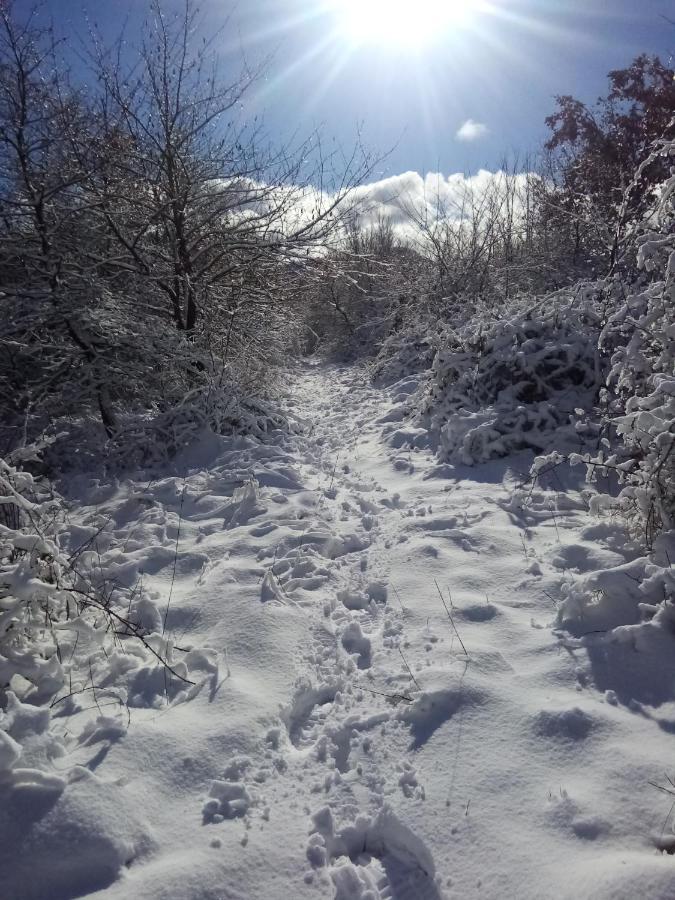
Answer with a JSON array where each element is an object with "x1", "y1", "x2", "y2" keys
[{"x1": 332, "y1": 0, "x2": 481, "y2": 47}]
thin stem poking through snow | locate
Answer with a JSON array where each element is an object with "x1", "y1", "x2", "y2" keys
[
  {"x1": 398, "y1": 646, "x2": 422, "y2": 692},
  {"x1": 434, "y1": 579, "x2": 469, "y2": 658},
  {"x1": 163, "y1": 480, "x2": 187, "y2": 636}
]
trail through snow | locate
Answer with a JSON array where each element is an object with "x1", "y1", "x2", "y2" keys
[{"x1": 7, "y1": 363, "x2": 675, "y2": 900}]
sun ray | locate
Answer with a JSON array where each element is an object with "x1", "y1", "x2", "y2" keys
[{"x1": 254, "y1": 30, "x2": 339, "y2": 104}]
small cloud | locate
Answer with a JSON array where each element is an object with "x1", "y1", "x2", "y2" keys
[{"x1": 456, "y1": 119, "x2": 489, "y2": 142}]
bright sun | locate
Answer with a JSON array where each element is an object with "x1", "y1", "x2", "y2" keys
[{"x1": 333, "y1": 0, "x2": 480, "y2": 46}]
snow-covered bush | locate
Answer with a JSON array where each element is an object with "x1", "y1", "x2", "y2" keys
[
  {"x1": 0, "y1": 455, "x2": 205, "y2": 712},
  {"x1": 370, "y1": 315, "x2": 440, "y2": 385},
  {"x1": 418, "y1": 286, "x2": 606, "y2": 464},
  {"x1": 0, "y1": 458, "x2": 66, "y2": 703},
  {"x1": 568, "y1": 136, "x2": 675, "y2": 546},
  {"x1": 108, "y1": 365, "x2": 288, "y2": 470},
  {"x1": 416, "y1": 133, "x2": 674, "y2": 480}
]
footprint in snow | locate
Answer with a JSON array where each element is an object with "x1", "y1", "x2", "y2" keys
[
  {"x1": 533, "y1": 707, "x2": 594, "y2": 741},
  {"x1": 282, "y1": 682, "x2": 341, "y2": 749},
  {"x1": 307, "y1": 806, "x2": 442, "y2": 900},
  {"x1": 203, "y1": 782, "x2": 251, "y2": 823},
  {"x1": 338, "y1": 589, "x2": 371, "y2": 612},
  {"x1": 457, "y1": 602, "x2": 498, "y2": 622},
  {"x1": 340, "y1": 622, "x2": 372, "y2": 670}
]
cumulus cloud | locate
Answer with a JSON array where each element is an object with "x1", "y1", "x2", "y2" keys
[
  {"x1": 344, "y1": 169, "x2": 534, "y2": 243},
  {"x1": 221, "y1": 167, "x2": 536, "y2": 248},
  {"x1": 456, "y1": 119, "x2": 489, "y2": 142}
]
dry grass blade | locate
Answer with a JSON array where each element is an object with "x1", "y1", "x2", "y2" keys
[
  {"x1": 163, "y1": 479, "x2": 187, "y2": 635},
  {"x1": 398, "y1": 646, "x2": 421, "y2": 691},
  {"x1": 434, "y1": 578, "x2": 469, "y2": 657}
]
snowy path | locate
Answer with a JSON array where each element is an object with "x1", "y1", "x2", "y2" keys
[{"x1": 17, "y1": 363, "x2": 675, "y2": 900}]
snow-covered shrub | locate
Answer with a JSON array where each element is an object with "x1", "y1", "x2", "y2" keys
[
  {"x1": 0, "y1": 455, "x2": 208, "y2": 714},
  {"x1": 108, "y1": 366, "x2": 288, "y2": 470},
  {"x1": 0, "y1": 458, "x2": 66, "y2": 703},
  {"x1": 418, "y1": 286, "x2": 606, "y2": 464},
  {"x1": 370, "y1": 316, "x2": 440, "y2": 385},
  {"x1": 596, "y1": 377, "x2": 675, "y2": 546},
  {"x1": 567, "y1": 136, "x2": 675, "y2": 546}
]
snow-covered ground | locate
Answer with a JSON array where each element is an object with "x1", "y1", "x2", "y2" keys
[{"x1": 3, "y1": 363, "x2": 675, "y2": 900}]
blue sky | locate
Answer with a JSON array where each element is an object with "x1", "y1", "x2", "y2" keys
[{"x1": 29, "y1": 0, "x2": 674, "y2": 180}]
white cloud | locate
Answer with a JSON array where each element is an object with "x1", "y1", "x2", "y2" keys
[
  {"x1": 216, "y1": 167, "x2": 537, "y2": 249},
  {"x1": 456, "y1": 119, "x2": 489, "y2": 142},
  {"x1": 347, "y1": 169, "x2": 533, "y2": 233}
]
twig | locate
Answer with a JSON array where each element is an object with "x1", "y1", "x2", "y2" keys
[
  {"x1": 328, "y1": 452, "x2": 340, "y2": 493},
  {"x1": 434, "y1": 579, "x2": 469, "y2": 657},
  {"x1": 89, "y1": 658, "x2": 103, "y2": 717},
  {"x1": 357, "y1": 684, "x2": 413, "y2": 704},
  {"x1": 549, "y1": 501, "x2": 561, "y2": 542},
  {"x1": 68, "y1": 586, "x2": 195, "y2": 684},
  {"x1": 391, "y1": 581, "x2": 406, "y2": 611},
  {"x1": 398, "y1": 646, "x2": 421, "y2": 691},
  {"x1": 163, "y1": 479, "x2": 187, "y2": 635},
  {"x1": 649, "y1": 774, "x2": 675, "y2": 850}
]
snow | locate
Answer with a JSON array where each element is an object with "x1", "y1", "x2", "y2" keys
[{"x1": 3, "y1": 362, "x2": 675, "y2": 899}]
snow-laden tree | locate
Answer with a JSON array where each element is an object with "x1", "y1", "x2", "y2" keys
[
  {"x1": 0, "y1": 6, "x2": 124, "y2": 441},
  {"x1": 0, "y1": 1, "x2": 373, "y2": 463},
  {"x1": 544, "y1": 55, "x2": 675, "y2": 273},
  {"x1": 578, "y1": 132, "x2": 675, "y2": 546}
]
